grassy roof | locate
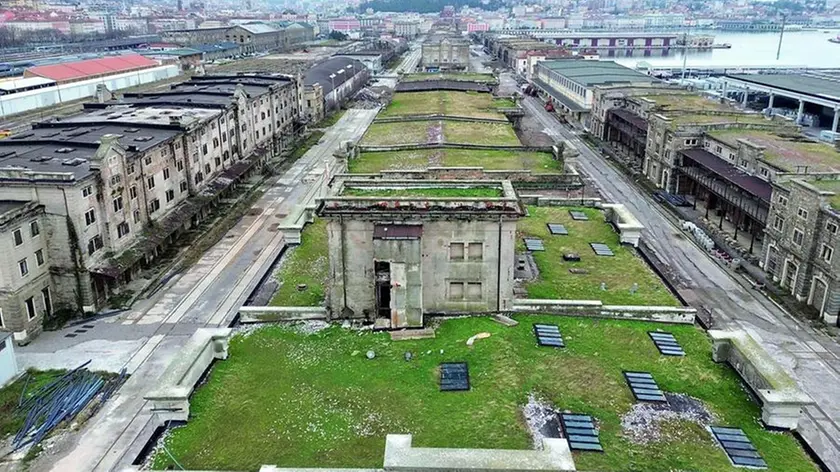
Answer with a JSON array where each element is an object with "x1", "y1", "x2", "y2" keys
[
  {"x1": 810, "y1": 179, "x2": 840, "y2": 210},
  {"x1": 341, "y1": 186, "x2": 503, "y2": 198},
  {"x1": 708, "y1": 129, "x2": 840, "y2": 173}
]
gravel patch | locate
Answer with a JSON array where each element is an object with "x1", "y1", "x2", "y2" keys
[
  {"x1": 522, "y1": 393, "x2": 563, "y2": 449},
  {"x1": 621, "y1": 393, "x2": 716, "y2": 444}
]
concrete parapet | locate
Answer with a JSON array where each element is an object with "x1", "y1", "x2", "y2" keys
[
  {"x1": 373, "y1": 114, "x2": 510, "y2": 124},
  {"x1": 512, "y1": 299, "x2": 695, "y2": 324},
  {"x1": 708, "y1": 329, "x2": 814, "y2": 430},
  {"x1": 239, "y1": 306, "x2": 328, "y2": 323},
  {"x1": 518, "y1": 195, "x2": 603, "y2": 207},
  {"x1": 145, "y1": 328, "x2": 232, "y2": 423},
  {"x1": 603, "y1": 204, "x2": 644, "y2": 247},
  {"x1": 383, "y1": 434, "x2": 576, "y2": 472}
]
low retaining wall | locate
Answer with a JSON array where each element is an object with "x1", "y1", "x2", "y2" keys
[
  {"x1": 519, "y1": 195, "x2": 603, "y2": 207},
  {"x1": 337, "y1": 167, "x2": 583, "y2": 190},
  {"x1": 709, "y1": 329, "x2": 814, "y2": 430},
  {"x1": 512, "y1": 299, "x2": 696, "y2": 324},
  {"x1": 374, "y1": 114, "x2": 510, "y2": 124},
  {"x1": 603, "y1": 204, "x2": 644, "y2": 248},
  {"x1": 276, "y1": 204, "x2": 316, "y2": 244},
  {"x1": 383, "y1": 434, "x2": 575, "y2": 472},
  {"x1": 239, "y1": 306, "x2": 328, "y2": 323},
  {"x1": 144, "y1": 328, "x2": 232, "y2": 423},
  {"x1": 358, "y1": 143, "x2": 552, "y2": 153}
]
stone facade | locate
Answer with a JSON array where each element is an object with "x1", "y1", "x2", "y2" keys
[
  {"x1": 763, "y1": 176, "x2": 840, "y2": 324},
  {"x1": 0, "y1": 74, "x2": 304, "y2": 342},
  {"x1": 317, "y1": 179, "x2": 523, "y2": 329},
  {"x1": 0, "y1": 202, "x2": 52, "y2": 343},
  {"x1": 421, "y1": 35, "x2": 469, "y2": 71}
]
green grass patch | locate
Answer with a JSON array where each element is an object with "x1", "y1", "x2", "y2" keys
[
  {"x1": 361, "y1": 122, "x2": 430, "y2": 146},
  {"x1": 349, "y1": 149, "x2": 559, "y2": 174},
  {"x1": 0, "y1": 370, "x2": 66, "y2": 438},
  {"x1": 493, "y1": 98, "x2": 517, "y2": 108},
  {"x1": 268, "y1": 219, "x2": 328, "y2": 307},
  {"x1": 519, "y1": 206, "x2": 679, "y2": 306},
  {"x1": 316, "y1": 108, "x2": 347, "y2": 128},
  {"x1": 381, "y1": 91, "x2": 504, "y2": 119},
  {"x1": 152, "y1": 316, "x2": 816, "y2": 472},
  {"x1": 444, "y1": 121, "x2": 521, "y2": 146},
  {"x1": 291, "y1": 131, "x2": 325, "y2": 161},
  {"x1": 342, "y1": 187, "x2": 502, "y2": 198}
]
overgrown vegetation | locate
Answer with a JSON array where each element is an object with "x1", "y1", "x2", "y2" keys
[
  {"x1": 444, "y1": 122, "x2": 521, "y2": 146},
  {"x1": 316, "y1": 109, "x2": 347, "y2": 129},
  {"x1": 342, "y1": 187, "x2": 502, "y2": 198},
  {"x1": 518, "y1": 206, "x2": 680, "y2": 306},
  {"x1": 269, "y1": 219, "x2": 328, "y2": 307},
  {"x1": 152, "y1": 316, "x2": 816, "y2": 471},
  {"x1": 0, "y1": 370, "x2": 66, "y2": 438},
  {"x1": 348, "y1": 149, "x2": 559, "y2": 174},
  {"x1": 380, "y1": 91, "x2": 504, "y2": 119}
]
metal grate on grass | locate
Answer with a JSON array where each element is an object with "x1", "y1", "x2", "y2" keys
[
  {"x1": 710, "y1": 426, "x2": 767, "y2": 469},
  {"x1": 559, "y1": 413, "x2": 603, "y2": 452},
  {"x1": 623, "y1": 371, "x2": 667, "y2": 402},
  {"x1": 439, "y1": 362, "x2": 470, "y2": 391},
  {"x1": 569, "y1": 210, "x2": 589, "y2": 221},
  {"x1": 590, "y1": 243, "x2": 614, "y2": 256},
  {"x1": 648, "y1": 331, "x2": 685, "y2": 356},
  {"x1": 524, "y1": 238, "x2": 545, "y2": 251},
  {"x1": 547, "y1": 223, "x2": 568, "y2": 235},
  {"x1": 533, "y1": 323, "x2": 565, "y2": 348}
]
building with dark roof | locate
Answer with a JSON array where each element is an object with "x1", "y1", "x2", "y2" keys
[
  {"x1": 532, "y1": 59, "x2": 658, "y2": 128},
  {"x1": 0, "y1": 73, "x2": 304, "y2": 343},
  {"x1": 303, "y1": 57, "x2": 369, "y2": 121}
]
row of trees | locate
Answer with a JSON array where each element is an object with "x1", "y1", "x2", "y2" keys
[{"x1": 0, "y1": 27, "x2": 140, "y2": 50}]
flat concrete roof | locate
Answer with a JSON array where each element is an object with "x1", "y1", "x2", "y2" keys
[
  {"x1": 540, "y1": 60, "x2": 658, "y2": 87},
  {"x1": 726, "y1": 73, "x2": 840, "y2": 105}
]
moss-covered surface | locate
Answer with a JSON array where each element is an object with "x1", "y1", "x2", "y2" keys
[
  {"x1": 361, "y1": 122, "x2": 432, "y2": 146},
  {"x1": 348, "y1": 149, "x2": 559, "y2": 174},
  {"x1": 444, "y1": 121, "x2": 521, "y2": 146},
  {"x1": 268, "y1": 219, "x2": 328, "y2": 307},
  {"x1": 342, "y1": 187, "x2": 502, "y2": 198},
  {"x1": 518, "y1": 206, "x2": 680, "y2": 306},
  {"x1": 380, "y1": 91, "x2": 505, "y2": 119},
  {"x1": 708, "y1": 129, "x2": 840, "y2": 173},
  {"x1": 152, "y1": 316, "x2": 817, "y2": 472},
  {"x1": 401, "y1": 72, "x2": 497, "y2": 83}
]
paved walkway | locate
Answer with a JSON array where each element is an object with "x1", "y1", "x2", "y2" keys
[
  {"x1": 522, "y1": 94, "x2": 840, "y2": 471},
  {"x1": 20, "y1": 109, "x2": 379, "y2": 472}
]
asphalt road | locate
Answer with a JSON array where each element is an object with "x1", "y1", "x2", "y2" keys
[{"x1": 521, "y1": 92, "x2": 840, "y2": 471}]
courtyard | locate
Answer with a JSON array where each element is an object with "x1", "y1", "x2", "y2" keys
[
  {"x1": 379, "y1": 90, "x2": 508, "y2": 120},
  {"x1": 361, "y1": 121, "x2": 521, "y2": 146},
  {"x1": 518, "y1": 206, "x2": 680, "y2": 306},
  {"x1": 152, "y1": 315, "x2": 817, "y2": 472}
]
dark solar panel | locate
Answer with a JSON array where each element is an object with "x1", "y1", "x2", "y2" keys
[
  {"x1": 547, "y1": 223, "x2": 568, "y2": 235},
  {"x1": 533, "y1": 323, "x2": 565, "y2": 348},
  {"x1": 569, "y1": 210, "x2": 589, "y2": 220},
  {"x1": 624, "y1": 371, "x2": 666, "y2": 402},
  {"x1": 524, "y1": 238, "x2": 545, "y2": 251},
  {"x1": 440, "y1": 362, "x2": 470, "y2": 391},
  {"x1": 648, "y1": 331, "x2": 686, "y2": 356},
  {"x1": 590, "y1": 243, "x2": 615, "y2": 256},
  {"x1": 710, "y1": 426, "x2": 767, "y2": 468},
  {"x1": 559, "y1": 413, "x2": 603, "y2": 452}
]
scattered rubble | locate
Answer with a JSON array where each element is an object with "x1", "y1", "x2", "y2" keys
[
  {"x1": 522, "y1": 394, "x2": 563, "y2": 449},
  {"x1": 621, "y1": 393, "x2": 716, "y2": 444}
]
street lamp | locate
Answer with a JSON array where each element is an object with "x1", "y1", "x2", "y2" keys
[{"x1": 329, "y1": 73, "x2": 336, "y2": 109}]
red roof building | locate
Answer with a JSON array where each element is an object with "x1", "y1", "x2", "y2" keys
[{"x1": 24, "y1": 54, "x2": 160, "y2": 84}]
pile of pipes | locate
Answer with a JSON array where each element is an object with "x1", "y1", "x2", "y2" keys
[
  {"x1": 13, "y1": 361, "x2": 126, "y2": 451},
  {"x1": 682, "y1": 221, "x2": 715, "y2": 252}
]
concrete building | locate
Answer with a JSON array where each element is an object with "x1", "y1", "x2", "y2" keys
[
  {"x1": 0, "y1": 74, "x2": 304, "y2": 343},
  {"x1": 161, "y1": 26, "x2": 231, "y2": 46},
  {"x1": 394, "y1": 20, "x2": 420, "y2": 38},
  {"x1": 763, "y1": 172, "x2": 840, "y2": 324},
  {"x1": 532, "y1": 60, "x2": 658, "y2": 129},
  {"x1": 317, "y1": 179, "x2": 524, "y2": 328},
  {"x1": 482, "y1": 36, "x2": 569, "y2": 77},
  {"x1": 421, "y1": 35, "x2": 470, "y2": 72},
  {"x1": 304, "y1": 57, "x2": 369, "y2": 114}
]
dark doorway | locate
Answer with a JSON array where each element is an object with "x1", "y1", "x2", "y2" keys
[{"x1": 374, "y1": 261, "x2": 391, "y2": 319}]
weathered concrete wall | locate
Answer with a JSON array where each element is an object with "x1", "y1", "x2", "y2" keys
[
  {"x1": 239, "y1": 306, "x2": 327, "y2": 323},
  {"x1": 709, "y1": 329, "x2": 814, "y2": 430},
  {"x1": 513, "y1": 299, "x2": 695, "y2": 324},
  {"x1": 327, "y1": 219, "x2": 517, "y2": 324},
  {"x1": 383, "y1": 434, "x2": 576, "y2": 472},
  {"x1": 144, "y1": 328, "x2": 231, "y2": 423},
  {"x1": 339, "y1": 167, "x2": 583, "y2": 190},
  {"x1": 603, "y1": 203, "x2": 644, "y2": 247},
  {"x1": 374, "y1": 115, "x2": 510, "y2": 124}
]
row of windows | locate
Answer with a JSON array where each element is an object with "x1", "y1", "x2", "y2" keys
[
  {"x1": 12, "y1": 221, "x2": 40, "y2": 246},
  {"x1": 17, "y1": 249, "x2": 45, "y2": 277},
  {"x1": 4, "y1": 287, "x2": 53, "y2": 325},
  {"x1": 450, "y1": 242, "x2": 484, "y2": 261}
]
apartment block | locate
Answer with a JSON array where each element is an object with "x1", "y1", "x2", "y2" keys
[{"x1": 0, "y1": 73, "x2": 304, "y2": 343}]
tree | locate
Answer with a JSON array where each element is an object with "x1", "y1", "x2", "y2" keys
[{"x1": 329, "y1": 30, "x2": 349, "y2": 41}]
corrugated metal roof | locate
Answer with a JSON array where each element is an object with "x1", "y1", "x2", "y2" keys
[
  {"x1": 25, "y1": 54, "x2": 158, "y2": 82},
  {"x1": 0, "y1": 76, "x2": 55, "y2": 92}
]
